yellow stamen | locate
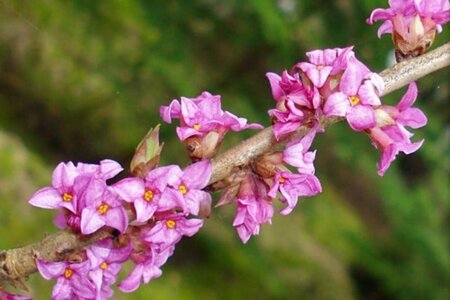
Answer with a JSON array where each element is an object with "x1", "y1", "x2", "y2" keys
[
  {"x1": 279, "y1": 176, "x2": 286, "y2": 183},
  {"x1": 349, "y1": 96, "x2": 360, "y2": 106},
  {"x1": 97, "y1": 203, "x2": 109, "y2": 215},
  {"x1": 166, "y1": 220, "x2": 176, "y2": 229},
  {"x1": 193, "y1": 124, "x2": 201, "y2": 130},
  {"x1": 179, "y1": 184, "x2": 187, "y2": 195},
  {"x1": 64, "y1": 268, "x2": 73, "y2": 279},
  {"x1": 100, "y1": 262, "x2": 108, "y2": 270},
  {"x1": 144, "y1": 189, "x2": 154, "y2": 202},
  {"x1": 62, "y1": 192, "x2": 73, "y2": 202}
]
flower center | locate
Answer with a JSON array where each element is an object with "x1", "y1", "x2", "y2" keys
[
  {"x1": 317, "y1": 64, "x2": 324, "y2": 70},
  {"x1": 193, "y1": 123, "x2": 201, "y2": 130},
  {"x1": 179, "y1": 184, "x2": 187, "y2": 195},
  {"x1": 278, "y1": 176, "x2": 286, "y2": 183},
  {"x1": 64, "y1": 268, "x2": 73, "y2": 279},
  {"x1": 144, "y1": 189, "x2": 154, "y2": 202},
  {"x1": 62, "y1": 192, "x2": 73, "y2": 202},
  {"x1": 97, "y1": 203, "x2": 109, "y2": 215},
  {"x1": 100, "y1": 261, "x2": 108, "y2": 270},
  {"x1": 349, "y1": 96, "x2": 360, "y2": 106},
  {"x1": 166, "y1": 220, "x2": 176, "y2": 229}
]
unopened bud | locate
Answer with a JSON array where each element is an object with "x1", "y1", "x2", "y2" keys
[
  {"x1": 184, "y1": 131, "x2": 221, "y2": 161},
  {"x1": 130, "y1": 125, "x2": 164, "y2": 178},
  {"x1": 393, "y1": 15, "x2": 436, "y2": 62},
  {"x1": 251, "y1": 151, "x2": 283, "y2": 178}
]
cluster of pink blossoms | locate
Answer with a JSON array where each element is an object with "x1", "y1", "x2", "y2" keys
[
  {"x1": 160, "y1": 91, "x2": 263, "y2": 160},
  {"x1": 227, "y1": 125, "x2": 322, "y2": 243},
  {"x1": 266, "y1": 46, "x2": 427, "y2": 176},
  {"x1": 9, "y1": 1, "x2": 442, "y2": 298},
  {"x1": 160, "y1": 91, "x2": 322, "y2": 243},
  {"x1": 367, "y1": 0, "x2": 450, "y2": 60},
  {"x1": 29, "y1": 159, "x2": 212, "y2": 299}
]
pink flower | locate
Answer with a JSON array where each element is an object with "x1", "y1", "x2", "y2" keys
[
  {"x1": 169, "y1": 160, "x2": 212, "y2": 216},
  {"x1": 324, "y1": 56, "x2": 384, "y2": 131},
  {"x1": 37, "y1": 260, "x2": 96, "y2": 300},
  {"x1": 144, "y1": 213, "x2": 204, "y2": 248},
  {"x1": 296, "y1": 46, "x2": 354, "y2": 88},
  {"x1": 283, "y1": 125, "x2": 319, "y2": 175},
  {"x1": 266, "y1": 70, "x2": 321, "y2": 139},
  {"x1": 86, "y1": 241, "x2": 131, "y2": 300},
  {"x1": 268, "y1": 171, "x2": 322, "y2": 215},
  {"x1": 369, "y1": 82, "x2": 427, "y2": 175},
  {"x1": 112, "y1": 165, "x2": 185, "y2": 223},
  {"x1": 28, "y1": 160, "x2": 122, "y2": 214},
  {"x1": 119, "y1": 244, "x2": 174, "y2": 293},
  {"x1": 368, "y1": 0, "x2": 450, "y2": 37},
  {"x1": 79, "y1": 177, "x2": 128, "y2": 235},
  {"x1": 160, "y1": 91, "x2": 262, "y2": 141},
  {"x1": 367, "y1": 0, "x2": 450, "y2": 59},
  {"x1": 232, "y1": 173, "x2": 274, "y2": 243}
]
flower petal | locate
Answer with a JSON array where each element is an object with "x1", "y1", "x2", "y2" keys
[
  {"x1": 80, "y1": 207, "x2": 106, "y2": 235},
  {"x1": 28, "y1": 187, "x2": 62, "y2": 210}
]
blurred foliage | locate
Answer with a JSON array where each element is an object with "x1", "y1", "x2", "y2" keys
[{"x1": 0, "y1": 0, "x2": 448, "y2": 299}]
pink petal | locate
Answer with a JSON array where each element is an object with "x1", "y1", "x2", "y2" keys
[
  {"x1": 377, "y1": 144, "x2": 398, "y2": 176},
  {"x1": 323, "y1": 92, "x2": 350, "y2": 117},
  {"x1": 266, "y1": 72, "x2": 283, "y2": 100},
  {"x1": 340, "y1": 60, "x2": 365, "y2": 96},
  {"x1": 176, "y1": 127, "x2": 201, "y2": 140},
  {"x1": 119, "y1": 264, "x2": 144, "y2": 293},
  {"x1": 347, "y1": 105, "x2": 376, "y2": 131},
  {"x1": 112, "y1": 178, "x2": 145, "y2": 203},
  {"x1": 28, "y1": 187, "x2": 62, "y2": 209},
  {"x1": 181, "y1": 159, "x2": 212, "y2": 189},
  {"x1": 80, "y1": 208, "x2": 106, "y2": 235},
  {"x1": 105, "y1": 207, "x2": 128, "y2": 233},
  {"x1": 397, "y1": 82, "x2": 418, "y2": 111},
  {"x1": 159, "y1": 99, "x2": 181, "y2": 123},
  {"x1": 399, "y1": 108, "x2": 427, "y2": 128},
  {"x1": 36, "y1": 260, "x2": 65, "y2": 279},
  {"x1": 146, "y1": 165, "x2": 183, "y2": 191},
  {"x1": 142, "y1": 265, "x2": 162, "y2": 284},
  {"x1": 195, "y1": 92, "x2": 222, "y2": 116},
  {"x1": 134, "y1": 199, "x2": 157, "y2": 223},
  {"x1": 52, "y1": 279, "x2": 72, "y2": 299},
  {"x1": 99, "y1": 159, "x2": 123, "y2": 179}
]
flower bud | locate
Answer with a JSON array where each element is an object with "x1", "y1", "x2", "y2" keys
[
  {"x1": 184, "y1": 131, "x2": 221, "y2": 161},
  {"x1": 251, "y1": 152, "x2": 284, "y2": 179},
  {"x1": 130, "y1": 125, "x2": 164, "y2": 178}
]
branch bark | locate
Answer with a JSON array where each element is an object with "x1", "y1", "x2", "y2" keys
[{"x1": 1, "y1": 42, "x2": 449, "y2": 286}]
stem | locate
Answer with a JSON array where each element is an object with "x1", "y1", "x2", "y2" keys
[{"x1": 1, "y1": 41, "x2": 449, "y2": 285}]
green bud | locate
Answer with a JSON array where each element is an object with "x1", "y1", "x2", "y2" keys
[{"x1": 130, "y1": 124, "x2": 164, "y2": 178}]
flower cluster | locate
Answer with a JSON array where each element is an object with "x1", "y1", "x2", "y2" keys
[
  {"x1": 367, "y1": 0, "x2": 450, "y2": 60},
  {"x1": 266, "y1": 46, "x2": 427, "y2": 176},
  {"x1": 160, "y1": 91, "x2": 263, "y2": 160},
  {"x1": 14, "y1": 2, "x2": 436, "y2": 296},
  {"x1": 30, "y1": 159, "x2": 212, "y2": 299},
  {"x1": 217, "y1": 126, "x2": 322, "y2": 243},
  {"x1": 29, "y1": 160, "x2": 128, "y2": 234}
]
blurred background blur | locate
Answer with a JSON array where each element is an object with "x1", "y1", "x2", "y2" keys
[{"x1": 0, "y1": 0, "x2": 448, "y2": 299}]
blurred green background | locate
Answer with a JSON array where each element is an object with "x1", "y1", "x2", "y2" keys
[{"x1": 0, "y1": 0, "x2": 448, "y2": 299}]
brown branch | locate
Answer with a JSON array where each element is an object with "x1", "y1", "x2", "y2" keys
[{"x1": 1, "y1": 41, "x2": 449, "y2": 287}]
